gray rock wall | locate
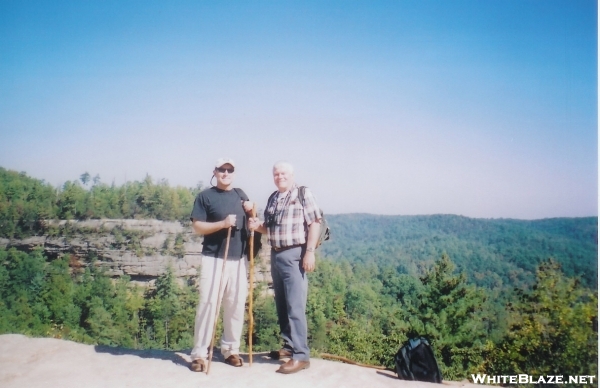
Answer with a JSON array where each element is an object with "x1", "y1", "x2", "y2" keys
[{"x1": 0, "y1": 219, "x2": 272, "y2": 287}]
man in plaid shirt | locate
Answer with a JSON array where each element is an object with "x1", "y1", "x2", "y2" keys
[{"x1": 248, "y1": 161, "x2": 322, "y2": 374}]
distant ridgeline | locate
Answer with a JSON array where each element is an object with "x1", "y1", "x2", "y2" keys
[
  {"x1": 1, "y1": 167, "x2": 598, "y2": 379},
  {"x1": 321, "y1": 214, "x2": 598, "y2": 290},
  {"x1": 1, "y1": 167, "x2": 597, "y2": 290}
]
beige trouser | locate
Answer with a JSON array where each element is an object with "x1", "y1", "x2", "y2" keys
[{"x1": 191, "y1": 255, "x2": 248, "y2": 360}]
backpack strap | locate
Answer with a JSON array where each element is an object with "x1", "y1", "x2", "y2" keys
[
  {"x1": 232, "y1": 188, "x2": 249, "y2": 201},
  {"x1": 297, "y1": 186, "x2": 306, "y2": 206},
  {"x1": 267, "y1": 190, "x2": 278, "y2": 208}
]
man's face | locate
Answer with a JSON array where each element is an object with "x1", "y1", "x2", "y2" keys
[
  {"x1": 214, "y1": 163, "x2": 235, "y2": 187},
  {"x1": 273, "y1": 166, "x2": 294, "y2": 192}
]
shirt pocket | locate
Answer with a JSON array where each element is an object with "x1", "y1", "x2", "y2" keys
[{"x1": 290, "y1": 199, "x2": 304, "y2": 213}]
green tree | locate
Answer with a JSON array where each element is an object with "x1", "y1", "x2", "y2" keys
[
  {"x1": 141, "y1": 266, "x2": 196, "y2": 350},
  {"x1": 0, "y1": 248, "x2": 48, "y2": 335},
  {"x1": 249, "y1": 282, "x2": 280, "y2": 351},
  {"x1": 40, "y1": 255, "x2": 81, "y2": 330},
  {"x1": 80, "y1": 172, "x2": 91, "y2": 186},
  {"x1": 409, "y1": 254, "x2": 490, "y2": 379},
  {"x1": 57, "y1": 181, "x2": 87, "y2": 219},
  {"x1": 485, "y1": 260, "x2": 598, "y2": 380}
]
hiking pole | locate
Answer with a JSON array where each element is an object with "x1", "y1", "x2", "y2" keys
[
  {"x1": 248, "y1": 203, "x2": 257, "y2": 366},
  {"x1": 206, "y1": 226, "x2": 232, "y2": 375}
]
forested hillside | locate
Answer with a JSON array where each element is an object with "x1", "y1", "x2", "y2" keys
[
  {"x1": 0, "y1": 167, "x2": 199, "y2": 238},
  {"x1": 0, "y1": 167, "x2": 597, "y2": 381},
  {"x1": 322, "y1": 214, "x2": 598, "y2": 289}
]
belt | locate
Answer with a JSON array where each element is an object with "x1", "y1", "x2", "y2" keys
[{"x1": 272, "y1": 244, "x2": 303, "y2": 252}]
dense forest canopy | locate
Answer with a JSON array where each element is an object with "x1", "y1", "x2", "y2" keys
[
  {"x1": 322, "y1": 214, "x2": 598, "y2": 289},
  {"x1": 1, "y1": 248, "x2": 596, "y2": 381},
  {"x1": 0, "y1": 167, "x2": 200, "y2": 238},
  {"x1": 0, "y1": 167, "x2": 597, "y2": 382},
  {"x1": 1, "y1": 166, "x2": 596, "y2": 290}
]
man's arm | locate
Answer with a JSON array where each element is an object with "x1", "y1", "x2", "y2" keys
[
  {"x1": 302, "y1": 220, "x2": 321, "y2": 272},
  {"x1": 247, "y1": 217, "x2": 267, "y2": 235},
  {"x1": 192, "y1": 214, "x2": 236, "y2": 235}
]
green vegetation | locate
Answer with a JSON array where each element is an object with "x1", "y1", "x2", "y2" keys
[
  {"x1": 322, "y1": 214, "x2": 598, "y2": 289},
  {"x1": 0, "y1": 167, "x2": 597, "y2": 382},
  {"x1": 0, "y1": 167, "x2": 201, "y2": 238},
  {"x1": 0, "y1": 248, "x2": 198, "y2": 350},
  {"x1": 484, "y1": 260, "x2": 598, "y2": 379},
  {"x1": 0, "y1": 248, "x2": 596, "y2": 381}
]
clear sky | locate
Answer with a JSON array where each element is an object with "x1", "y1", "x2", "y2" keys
[{"x1": 0, "y1": 0, "x2": 597, "y2": 219}]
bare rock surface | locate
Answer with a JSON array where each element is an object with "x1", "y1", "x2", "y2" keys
[{"x1": 0, "y1": 334, "x2": 487, "y2": 388}]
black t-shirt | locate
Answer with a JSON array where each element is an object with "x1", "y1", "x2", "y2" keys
[{"x1": 190, "y1": 187, "x2": 249, "y2": 259}]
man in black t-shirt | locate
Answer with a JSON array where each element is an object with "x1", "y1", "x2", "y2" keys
[{"x1": 189, "y1": 158, "x2": 253, "y2": 372}]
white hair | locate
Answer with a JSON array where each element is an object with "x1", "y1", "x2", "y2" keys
[{"x1": 273, "y1": 161, "x2": 294, "y2": 174}]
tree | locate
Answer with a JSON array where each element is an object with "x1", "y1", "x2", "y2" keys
[
  {"x1": 40, "y1": 255, "x2": 81, "y2": 329},
  {"x1": 80, "y1": 172, "x2": 91, "y2": 186},
  {"x1": 140, "y1": 266, "x2": 196, "y2": 350},
  {"x1": 409, "y1": 254, "x2": 490, "y2": 379},
  {"x1": 246, "y1": 282, "x2": 280, "y2": 351},
  {"x1": 485, "y1": 260, "x2": 598, "y2": 379}
]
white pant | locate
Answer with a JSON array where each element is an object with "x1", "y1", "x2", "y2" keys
[{"x1": 191, "y1": 255, "x2": 248, "y2": 360}]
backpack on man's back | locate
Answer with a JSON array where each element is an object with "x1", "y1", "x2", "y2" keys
[
  {"x1": 297, "y1": 186, "x2": 330, "y2": 248},
  {"x1": 267, "y1": 185, "x2": 330, "y2": 248}
]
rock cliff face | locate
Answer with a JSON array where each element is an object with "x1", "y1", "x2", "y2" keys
[{"x1": 0, "y1": 219, "x2": 272, "y2": 287}]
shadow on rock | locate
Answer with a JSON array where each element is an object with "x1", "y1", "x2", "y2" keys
[
  {"x1": 93, "y1": 346, "x2": 283, "y2": 369},
  {"x1": 237, "y1": 351, "x2": 286, "y2": 366},
  {"x1": 94, "y1": 345, "x2": 192, "y2": 368}
]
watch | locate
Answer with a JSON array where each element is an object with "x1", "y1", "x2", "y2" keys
[{"x1": 306, "y1": 247, "x2": 315, "y2": 252}]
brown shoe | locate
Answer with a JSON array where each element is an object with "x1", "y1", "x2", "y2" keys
[
  {"x1": 269, "y1": 348, "x2": 293, "y2": 360},
  {"x1": 276, "y1": 359, "x2": 310, "y2": 374},
  {"x1": 190, "y1": 358, "x2": 206, "y2": 372},
  {"x1": 224, "y1": 354, "x2": 243, "y2": 367}
]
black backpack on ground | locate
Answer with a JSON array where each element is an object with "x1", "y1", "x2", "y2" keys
[{"x1": 394, "y1": 337, "x2": 443, "y2": 384}]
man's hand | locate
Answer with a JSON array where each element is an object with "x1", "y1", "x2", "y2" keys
[
  {"x1": 302, "y1": 251, "x2": 316, "y2": 272},
  {"x1": 247, "y1": 217, "x2": 260, "y2": 231},
  {"x1": 247, "y1": 217, "x2": 267, "y2": 234},
  {"x1": 242, "y1": 200, "x2": 254, "y2": 213},
  {"x1": 223, "y1": 214, "x2": 237, "y2": 229}
]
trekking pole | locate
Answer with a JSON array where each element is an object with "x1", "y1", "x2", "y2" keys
[
  {"x1": 206, "y1": 226, "x2": 232, "y2": 375},
  {"x1": 248, "y1": 203, "x2": 256, "y2": 366}
]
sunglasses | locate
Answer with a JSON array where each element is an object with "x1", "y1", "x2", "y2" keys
[{"x1": 216, "y1": 167, "x2": 235, "y2": 173}]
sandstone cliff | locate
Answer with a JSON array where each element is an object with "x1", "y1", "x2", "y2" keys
[{"x1": 0, "y1": 219, "x2": 272, "y2": 287}]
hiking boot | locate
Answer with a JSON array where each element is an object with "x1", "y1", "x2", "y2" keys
[
  {"x1": 190, "y1": 358, "x2": 206, "y2": 372},
  {"x1": 224, "y1": 354, "x2": 243, "y2": 367},
  {"x1": 269, "y1": 348, "x2": 293, "y2": 360}
]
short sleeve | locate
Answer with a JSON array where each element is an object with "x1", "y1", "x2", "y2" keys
[
  {"x1": 190, "y1": 194, "x2": 208, "y2": 222},
  {"x1": 301, "y1": 188, "x2": 322, "y2": 225}
]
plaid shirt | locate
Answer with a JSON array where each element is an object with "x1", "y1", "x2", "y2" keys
[{"x1": 264, "y1": 184, "x2": 322, "y2": 249}]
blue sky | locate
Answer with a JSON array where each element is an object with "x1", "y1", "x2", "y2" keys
[{"x1": 0, "y1": 0, "x2": 597, "y2": 219}]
